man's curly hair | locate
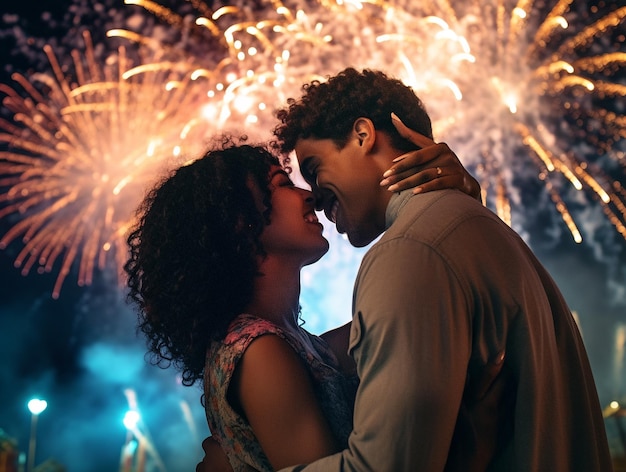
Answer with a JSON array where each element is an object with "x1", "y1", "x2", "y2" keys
[
  {"x1": 271, "y1": 68, "x2": 433, "y2": 155},
  {"x1": 124, "y1": 138, "x2": 279, "y2": 386}
]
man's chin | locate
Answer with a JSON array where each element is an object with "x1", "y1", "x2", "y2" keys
[
  {"x1": 337, "y1": 218, "x2": 376, "y2": 247},
  {"x1": 346, "y1": 230, "x2": 375, "y2": 248}
]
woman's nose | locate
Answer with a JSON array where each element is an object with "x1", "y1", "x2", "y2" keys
[{"x1": 300, "y1": 188, "x2": 323, "y2": 211}]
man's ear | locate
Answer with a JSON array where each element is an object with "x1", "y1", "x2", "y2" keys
[{"x1": 353, "y1": 117, "x2": 376, "y2": 151}]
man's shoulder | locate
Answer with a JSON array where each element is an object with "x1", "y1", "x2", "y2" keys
[
  {"x1": 385, "y1": 189, "x2": 494, "y2": 240},
  {"x1": 409, "y1": 188, "x2": 486, "y2": 213}
]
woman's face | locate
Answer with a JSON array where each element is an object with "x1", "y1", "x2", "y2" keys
[{"x1": 257, "y1": 165, "x2": 329, "y2": 267}]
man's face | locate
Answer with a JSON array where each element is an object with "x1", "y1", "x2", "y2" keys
[{"x1": 294, "y1": 136, "x2": 388, "y2": 247}]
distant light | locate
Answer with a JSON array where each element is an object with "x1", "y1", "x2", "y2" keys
[
  {"x1": 201, "y1": 104, "x2": 218, "y2": 120},
  {"x1": 123, "y1": 410, "x2": 140, "y2": 430},
  {"x1": 233, "y1": 95, "x2": 254, "y2": 114},
  {"x1": 27, "y1": 399, "x2": 47, "y2": 415},
  {"x1": 146, "y1": 141, "x2": 157, "y2": 157},
  {"x1": 123, "y1": 438, "x2": 139, "y2": 456},
  {"x1": 513, "y1": 7, "x2": 527, "y2": 19},
  {"x1": 504, "y1": 94, "x2": 518, "y2": 114},
  {"x1": 554, "y1": 16, "x2": 568, "y2": 29}
]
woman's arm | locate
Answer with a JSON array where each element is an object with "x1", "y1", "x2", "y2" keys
[
  {"x1": 379, "y1": 113, "x2": 482, "y2": 201},
  {"x1": 232, "y1": 334, "x2": 338, "y2": 470}
]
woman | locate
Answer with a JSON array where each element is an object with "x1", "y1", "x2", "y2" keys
[{"x1": 125, "y1": 134, "x2": 479, "y2": 471}]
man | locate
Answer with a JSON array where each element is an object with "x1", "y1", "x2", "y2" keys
[{"x1": 270, "y1": 68, "x2": 612, "y2": 471}]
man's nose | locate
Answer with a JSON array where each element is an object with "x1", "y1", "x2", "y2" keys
[
  {"x1": 313, "y1": 193, "x2": 324, "y2": 212},
  {"x1": 301, "y1": 189, "x2": 319, "y2": 209}
]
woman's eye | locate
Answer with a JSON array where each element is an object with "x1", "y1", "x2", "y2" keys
[
  {"x1": 271, "y1": 173, "x2": 295, "y2": 188},
  {"x1": 278, "y1": 176, "x2": 294, "y2": 187}
]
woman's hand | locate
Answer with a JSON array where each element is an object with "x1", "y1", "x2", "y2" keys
[
  {"x1": 380, "y1": 113, "x2": 482, "y2": 202},
  {"x1": 196, "y1": 437, "x2": 236, "y2": 472},
  {"x1": 321, "y1": 322, "x2": 356, "y2": 376}
]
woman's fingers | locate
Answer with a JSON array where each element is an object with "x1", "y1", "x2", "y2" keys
[
  {"x1": 390, "y1": 112, "x2": 436, "y2": 149},
  {"x1": 386, "y1": 146, "x2": 445, "y2": 174},
  {"x1": 381, "y1": 142, "x2": 454, "y2": 184},
  {"x1": 383, "y1": 167, "x2": 467, "y2": 194}
]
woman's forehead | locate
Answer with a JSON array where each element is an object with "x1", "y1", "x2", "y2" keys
[{"x1": 268, "y1": 164, "x2": 292, "y2": 181}]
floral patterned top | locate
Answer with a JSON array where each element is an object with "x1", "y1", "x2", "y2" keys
[{"x1": 204, "y1": 313, "x2": 358, "y2": 472}]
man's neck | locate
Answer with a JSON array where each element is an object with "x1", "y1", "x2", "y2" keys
[{"x1": 385, "y1": 189, "x2": 414, "y2": 229}]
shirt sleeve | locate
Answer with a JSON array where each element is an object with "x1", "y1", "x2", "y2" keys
[{"x1": 279, "y1": 237, "x2": 473, "y2": 471}]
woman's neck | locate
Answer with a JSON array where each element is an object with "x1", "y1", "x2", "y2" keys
[{"x1": 244, "y1": 256, "x2": 302, "y2": 330}]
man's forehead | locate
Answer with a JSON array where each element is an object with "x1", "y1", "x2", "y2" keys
[{"x1": 294, "y1": 137, "x2": 329, "y2": 156}]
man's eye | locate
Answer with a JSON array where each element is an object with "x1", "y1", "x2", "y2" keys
[{"x1": 301, "y1": 162, "x2": 317, "y2": 185}]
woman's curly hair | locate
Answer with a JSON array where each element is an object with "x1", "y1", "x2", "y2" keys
[
  {"x1": 125, "y1": 138, "x2": 280, "y2": 386},
  {"x1": 271, "y1": 68, "x2": 433, "y2": 155}
]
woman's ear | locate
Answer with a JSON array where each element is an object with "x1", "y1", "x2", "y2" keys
[{"x1": 353, "y1": 117, "x2": 376, "y2": 151}]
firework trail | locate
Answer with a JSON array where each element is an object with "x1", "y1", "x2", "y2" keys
[{"x1": 0, "y1": 0, "x2": 624, "y2": 295}]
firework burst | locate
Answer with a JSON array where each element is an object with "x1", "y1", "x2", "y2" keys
[
  {"x1": 115, "y1": 0, "x2": 625, "y2": 241},
  {"x1": 1, "y1": 0, "x2": 624, "y2": 295},
  {"x1": 0, "y1": 30, "x2": 212, "y2": 297},
  {"x1": 415, "y1": 0, "x2": 626, "y2": 244}
]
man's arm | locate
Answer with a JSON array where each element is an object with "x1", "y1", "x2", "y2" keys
[{"x1": 280, "y1": 240, "x2": 472, "y2": 471}]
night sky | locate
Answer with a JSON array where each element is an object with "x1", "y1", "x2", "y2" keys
[{"x1": 0, "y1": 1, "x2": 625, "y2": 471}]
